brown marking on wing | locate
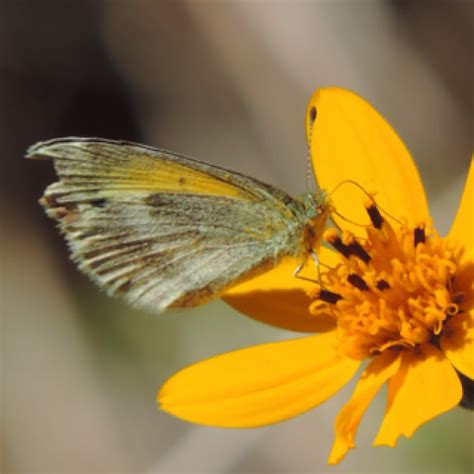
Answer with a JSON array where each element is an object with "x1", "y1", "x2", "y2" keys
[
  {"x1": 170, "y1": 286, "x2": 215, "y2": 308},
  {"x1": 40, "y1": 195, "x2": 80, "y2": 223}
]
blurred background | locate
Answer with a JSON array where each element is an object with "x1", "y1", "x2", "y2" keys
[{"x1": 1, "y1": 0, "x2": 472, "y2": 472}]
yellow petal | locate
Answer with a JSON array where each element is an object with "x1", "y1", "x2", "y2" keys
[
  {"x1": 223, "y1": 249, "x2": 339, "y2": 333},
  {"x1": 328, "y1": 350, "x2": 401, "y2": 464},
  {"x1": 158, "y1": 331, "x2": 360, "y2": 427},
  {"x1": 448, "y1": 157, "x2": 474, "y2": 260},
  {"x1": 306, "y1": 88, "x2": 429, "y2": 232},
  {"x1": 441, "y1": 310, "x2": 474, "y2": 379},
  {"x1": 374, "y1": 345, "x2": 462, "y2": 447}
]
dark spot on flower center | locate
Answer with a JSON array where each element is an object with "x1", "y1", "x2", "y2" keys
[
  {"x1": 376, "y1": 279, "x2": 390, "y2": 291},
  {"x1": 318, "y1": 289, "x2": 342, "y2": 304},
  {"x1": 348, "y1": 273, "x2": 369, "y2": 291},
  {"x1": 366, "y1": 205, "x2": 384, "y2": 229},
  {"x1": 414, "y1": 227, "x2": 426, "y2": 247},
  {"x1": 328, "y1": 236, "x2": 371, "y2": 264},
  {"x1": 346, "y1": 241, "x2": 371, "y2": 263}
]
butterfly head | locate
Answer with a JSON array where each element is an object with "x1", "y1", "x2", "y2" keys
[{"x1": 298, "y1": 191, "x2": 333, "y2": 253}]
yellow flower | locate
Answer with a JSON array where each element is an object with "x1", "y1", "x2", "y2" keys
[{"x1": 158, "y1": 88, "x2": 473, "y2": 464}]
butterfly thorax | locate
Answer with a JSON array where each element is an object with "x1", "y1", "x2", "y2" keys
[{"x1": 294, "y1": 191, "x2": 333, "y2": 254}]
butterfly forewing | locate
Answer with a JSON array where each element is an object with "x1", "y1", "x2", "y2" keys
[{"x1": 27, "y1": 138, "x2": 307, "y2": 312}]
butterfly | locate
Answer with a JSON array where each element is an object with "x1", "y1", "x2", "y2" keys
[{"x1": 26, "y1": 138, "x2": 332, "y2": 313}]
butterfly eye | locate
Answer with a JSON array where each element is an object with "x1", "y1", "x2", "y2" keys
[{"x1": 309, "y1": 106, "x2": 317, "y2": 124}]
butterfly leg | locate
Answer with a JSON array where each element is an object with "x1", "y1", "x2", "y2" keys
[
  {"x1": 293, "y1": 258, "x2": 320, "y2": 284},
  {"x1": 310, "y1": 250, "x2": 324, "y2": 288},
  {"x1": 292, "y1": 261, "x2": 305, "y2": 278}
]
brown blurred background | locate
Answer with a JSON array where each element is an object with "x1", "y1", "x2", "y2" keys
[{"x1": 1, "y1": 1, "x2": 472, "y2": 472}]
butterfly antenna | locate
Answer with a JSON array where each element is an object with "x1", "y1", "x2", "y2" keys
[
  {"x1": 329, "y1": 179, "x2": 405, "y2": 227},
  {"x1": 306, "y1": 107, "x2": 318, "y2": 193},
  {"x1": 331, "y1": 210, "x2": 370, "y2": 229},
  {"x1": 306, "y1": 152, "x2": 314, "y2": 193}
]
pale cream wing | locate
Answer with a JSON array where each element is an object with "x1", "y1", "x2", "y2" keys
[{"x1": 27, "y1": 138, "x2": 304, "y2": 312}]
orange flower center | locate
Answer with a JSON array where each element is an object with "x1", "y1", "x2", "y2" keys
[{"x1": 309, "y1": 205, "x2": 467, "y2": 360}]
